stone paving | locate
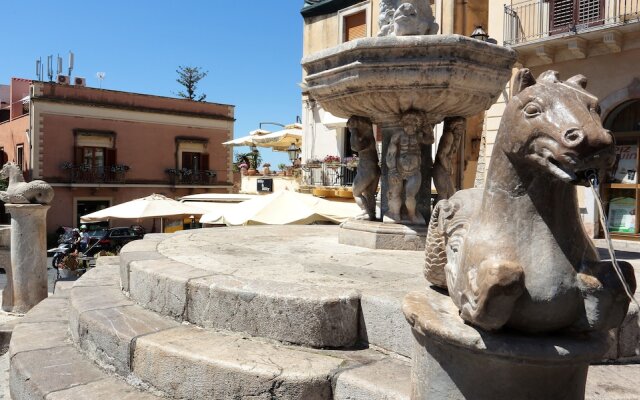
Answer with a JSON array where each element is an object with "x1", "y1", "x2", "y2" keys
[{"x1": 1, "y1": 230, "x2": 640, "y2": 399}]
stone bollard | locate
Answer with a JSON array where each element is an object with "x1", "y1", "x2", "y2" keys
[
  {"x1": 403, "y1": 290, "x2": 610, "y2": 400},
  {"x1": 1, "y1": 204, "x2": 50, "y2": 313}
]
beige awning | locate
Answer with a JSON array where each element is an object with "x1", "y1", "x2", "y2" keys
[{"x1": 216, "y1": 190, "x2": 360, "y2": 226}]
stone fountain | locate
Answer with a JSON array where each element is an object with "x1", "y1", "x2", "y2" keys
[
  {"x1": 302, "y1": 1, "x2": 516, "y2": 250},
  {"x1": 5, "y1": 3, "x2": 637, "y2": 400}
]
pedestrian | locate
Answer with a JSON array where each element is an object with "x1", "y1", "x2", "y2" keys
[{"x1": 79, "y1": 225, "x2": 90, "y2": 252}]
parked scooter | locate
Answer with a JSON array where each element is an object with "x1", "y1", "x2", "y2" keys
[{"x1": 47, "y1": 227, "x2": 76, "y2": 269}]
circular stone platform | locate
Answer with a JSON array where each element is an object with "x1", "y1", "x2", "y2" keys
[{"x1": 121, "y1": 225, "x2": 426, "y2": 351}]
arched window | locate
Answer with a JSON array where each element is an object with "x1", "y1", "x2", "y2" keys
[
  {"x1": 602, "y1": 99, "x2": 640, "y2": 237},
  {"x1": 604, "y1": 99, "x2": 640, "y2": 133}
]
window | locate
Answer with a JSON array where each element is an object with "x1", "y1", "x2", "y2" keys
[
  {"x1": 181, "y1": 152, "x2": 209, "y2": 172},
  {"x1": 338, "y1": 2, "x2": 371, "y2": 44},
  {"x1": 344, "y1": 11, "x2": 367, "y2": 42},
  {"x1": 75, "y1": 147, "x2": 116, "y2": 169},
  {"x1": 550, "y1": 0, "x2": 604, "y2": 34},
  {"x1": 16, "y1": 144, "x2": 24, "y2": 171},
  {"x1": 601, "y1": 99, "x2": 640, "y2": 237}
]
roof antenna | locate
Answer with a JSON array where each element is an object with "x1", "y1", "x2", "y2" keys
[
  {"x1": 68, "y1": 51, "x2": 74, "y2": 77},
  {"x1": 35, "y1": 58, "x2": 42, "y2": 81},
  {"x1": 47, "y1": 55, "x2": 53, "y2": 81},
  {"x1": 96, "y1": 72, "x2": 106, "y2": 89},
  {"x1": 56, "y1": 54, "x2": 63, "y2": 76}
]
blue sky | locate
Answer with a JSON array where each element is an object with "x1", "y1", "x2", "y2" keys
[{"x1": 1, "y1": 1, "x2": 304, "y2": 167}]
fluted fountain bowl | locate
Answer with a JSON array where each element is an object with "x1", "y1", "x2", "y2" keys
[{"x1": 302, "y1": 34, "x2": 517, "y2": 124}]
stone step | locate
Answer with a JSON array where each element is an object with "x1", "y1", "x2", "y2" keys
[
  {"x1": 70, "y1": 259, "x2": 413, "y2": 399},
  {"x1": 8, "y1": 278, "x2": 162, "y2": 400},
  {"x1": 119, "y1": 226, "x2": 424, "y2": 354}
]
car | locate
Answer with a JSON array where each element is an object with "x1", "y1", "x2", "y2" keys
[{"x1": 84, "y1": 226, "x2": 144, "y2": 256}]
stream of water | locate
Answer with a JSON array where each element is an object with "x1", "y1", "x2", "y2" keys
[{"x1": 588, "y1": 173, "x2": 639, "y2": 312}]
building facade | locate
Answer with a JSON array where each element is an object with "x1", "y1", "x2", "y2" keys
[
  {"x1": 487, "y1": 0, "x2": 640, "y2": 238},
  {"x1": 302, "y1": 0, "x2": 640, "y2": 239},
  {"x1": 300, "y1": 0, "x2": 491, "y2": 191},
  {"x1": 0, "y1": 78, "x2": 235, "y2": 233}
]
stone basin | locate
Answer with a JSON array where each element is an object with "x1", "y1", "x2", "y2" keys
[{"x1": 302, "y1": 34, "x2": 517, "y2": 124}]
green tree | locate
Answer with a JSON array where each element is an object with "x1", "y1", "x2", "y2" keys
[{"x1": 175, "y1": 66, "x2": 208, "y2": 101}]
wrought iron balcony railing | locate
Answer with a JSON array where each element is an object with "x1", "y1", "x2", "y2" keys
[
  {"x1": 302, "y1": 163, "x2": 357, "y2": 187},
  {"x1": 166, "y1": 168, "x2": 218, "y2": 185},
  {"x1": 60, "y1": 163, "x2": 129, "y2": 184},
  {"x1": 504, "y1": 0, "x2": 639, "y2": 46}
]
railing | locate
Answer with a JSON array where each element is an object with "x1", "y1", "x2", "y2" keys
[
  {"x1": 504, "y1": 0, "x2": 640, "y2": 46},
  {"x1": 302, "y1": 163, "x2": 357, "y2": 187},
  {"x1": 61, "y1": 164, "x2": 129, "y2": 184},
  {"x1": 166, "y1": 168, "x2": 218, "y2": 185}
]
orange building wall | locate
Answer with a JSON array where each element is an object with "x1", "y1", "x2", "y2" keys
[
  {"x1": 0, "y1": 115, "x2": 30, "y2": 172},
  {"x1": 40, "y1": 114, "x2": 232, "y2": 183},
  {"x1": 37, "y1": 83, "x2": 233, "y2": 119}
]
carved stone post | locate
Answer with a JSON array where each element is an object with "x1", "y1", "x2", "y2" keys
[
  {"x1": 2, "y1": 204, "x2": 50, "y2": 313},
  {"x1": 404, "y1": 290, "x2": 609, "y2": 400}
]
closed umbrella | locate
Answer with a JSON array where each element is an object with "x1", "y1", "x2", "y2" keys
[{"x1": 220, "y1": 190, "x2": 360, "y2": 226}]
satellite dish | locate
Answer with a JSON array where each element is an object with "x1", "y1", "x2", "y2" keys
[{"x1": 96, "y1": 72, "x2": 106, "y2": 88}]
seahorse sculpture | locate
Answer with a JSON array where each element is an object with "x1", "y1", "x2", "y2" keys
[
  {"x1": 347, "y1": 116, "x2": 380, "y2": 221},
  {"x1": 0, "y1": 162, "x2": 54, "y2": 204},
  {"x1": 425, "y1": 69, "x2": 636, "y2": 334}
]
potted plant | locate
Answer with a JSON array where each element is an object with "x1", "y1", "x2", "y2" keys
[
  {"x1": 324, "y1": 155, "x2": 341, "y2": 169},
  {"x1": 344, "y1": 156, "x2": 359, "y2": 170},
  {"x1": 306, "y1": 158, "x2": 323, "y2": 168},
  {"x1": 277, "y1": 163, "x2": 287, "y2": 176},
  {"x1": 238, "y1": 162, "x2": 249, "y2": 175},
  {"x1": 58, "y1": 253, "x2": 81, "y2": 279},
  {"x1": 263, "y1": 163, "x2": 271, "y2": 175}
]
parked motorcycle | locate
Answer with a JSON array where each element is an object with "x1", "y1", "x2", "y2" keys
[{"x1": 47, "y1": 227, "x2": 76, "y2": 269}]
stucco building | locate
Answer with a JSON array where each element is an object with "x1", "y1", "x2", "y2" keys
[
  {"x1": 486, "y1": 0, "x2": 640, "y2": 238},
  {"x1": 300, "y1": 0, "x2": 489, "y2": 192},
  {"x1": 0, "y1": 77, "x2": 235, "y2": 233},
  {"x1": 301, "y1": 0, "x2": 640, "y2": 239}
]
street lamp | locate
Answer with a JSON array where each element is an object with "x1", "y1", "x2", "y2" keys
[
  {"x1": 287, "y1": 142, "x2": 301, "y2": 163},
  {"x1": 470, "y1": 26, "x2": 489, "y2": 42}
]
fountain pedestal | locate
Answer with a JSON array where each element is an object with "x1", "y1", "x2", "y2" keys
[
  {"x1": 403, "y1": 290, "x2": 610, "y2": 400},
  {"x1": 2, "y1": 204, "x2": 50, "y2": 313}
]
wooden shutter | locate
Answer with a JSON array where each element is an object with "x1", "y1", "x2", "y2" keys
[
  {"x1": 74, "y1": 146, "x2": 84, "y2": 165},
  {"x1": 182, "y1": 152, "x2": 192, "y2": 169},
  {"x1": 550, "y1": 0, "x2": 604, "y2": 34},
  {"x1": 344, "y1": 11, "x2": 366, "y2": 42},
  {"x1": 201, "y1": 154, "x2": 209, "y2": 170},
  {"x1": 105, "y1": 148, "x2": 116, "y2": 166}
]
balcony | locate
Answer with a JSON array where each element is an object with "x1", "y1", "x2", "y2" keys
[
  {"x1": 166, "y1": 168, "x2": 218, "y2": 186},
  {"x1": 61, "y1": 163, "x2": 129, "y2": 184},
  {"x1": 504, "y1": 0, "x2": 639, "y2": 46},
  {"x1": 302, "y1": 162, "x2": 357, "y2": 187}
]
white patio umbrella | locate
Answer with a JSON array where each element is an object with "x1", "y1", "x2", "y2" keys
[
  {"x1": 217, "y1": 190, "x2": 360, "y2": 226},
  {"x1": 251, "y1": 124, "x2": 302, "y2": 151},
  {"x1": 80, "y1": 193, "x2": 205, "y2": 224},
  {"x1": 222, "y1": 128, "x2": 271, "y2": 147}
]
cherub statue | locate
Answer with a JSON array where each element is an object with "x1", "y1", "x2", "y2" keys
[
  {"x1": 433, "y1": 117, "x2": 465, "y2": 202},
  {"x1": 386, "y1": 110, "x2": 433, "y2": 224},
  {"x1": 347, "y1": 116, "x2": 380, "y2": 221}
]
